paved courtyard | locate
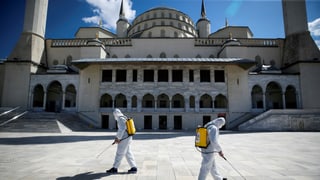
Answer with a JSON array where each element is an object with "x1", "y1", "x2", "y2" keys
[{"x1": 0, "y1": 130, "x2": 319, "y2": 180}]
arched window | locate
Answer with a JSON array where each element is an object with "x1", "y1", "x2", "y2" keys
[
  {"x1": 142, "y1": 94, "x2": 155, "y2": 108},
  {"x1": 33, "y1": 84, "x2": 44, "y2": 107},
  {"x1": 100, "y1": 94, "x2": 112, "y2": 107},
  {"x1": 65, "y1": 84, "x2": 76, "y2": 107},
  {"x1": 132, "y1": 96, "x2": 137, "y2": 108},
  {"x1": 251, "y1": 85, "x2": 263, "y2": 109},
  {"x1": 172, "y1": 94, "x2": 185, "y2": 108},
  {"x1": 200, "y1": 94, "x2": 212, "y2": 108},
  {"x1": 115, "y1": 93, "x2": 127, "y2": 108},
  {"x1": 174, "y1": 54, "x2": 180, "y2": 58},
  {"x1": 147, "y1": 54, "x2": 153, "y2": 58},
  {"x1": 214, "y1": 94, "x2": 227, "y2": 108},
  {"x1": 112, "y1": 54, "x2": 118, "y2": 58},
  {"x1": 157, "y1": 94, "x2": 169, "y2": 108},
  {"x1": 125, "y1": 54, "x2": 131, "y2": 58}
]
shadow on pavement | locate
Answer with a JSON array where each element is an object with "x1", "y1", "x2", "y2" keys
[
  {"x1": 0, "y1": 131, "x2": 195, "y2": 145},
  {"x1": 56, "y1": 171, "x2": 111, "y2": 180}
]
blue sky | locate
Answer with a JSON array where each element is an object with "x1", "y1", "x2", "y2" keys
[{"x1": 1, "y1": 0, "x2": 319, "y2": 59}]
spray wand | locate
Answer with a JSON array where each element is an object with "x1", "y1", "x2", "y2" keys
[
  {"x1": 96, "y1": 136, "x2": 131, "y2": 159},
  {"x1": 221, "y1": 155, "x2": 246, "y2": 180}
]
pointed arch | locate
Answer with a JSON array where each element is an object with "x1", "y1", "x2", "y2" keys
[
  {"x1": 142, "y1": 93, "x2": 155, "y2": 108},
  {"x1": 285, "y1": 85, "x2": 297, "y2": 108},
  {"x1": 214, "y1": 94, "x2": 227, "y2": 108},
  {"x1": 46, "y1": 81, "x2": 63, "y2": 112},
  {"x1": 200, "y1": 94, "x2": 212, "y2": 108},
  {"x1": 157, "y1": 93, "x2": 169, "y2": 108},
  {"x1": 251, "y1": 85, "x2": 264, "y2": 109},
  {"x1": 33, "y1": 84, "x2": 44, "y2": 107},
  {"x1": 266, "y1": 82, "x2": 283, "y2": 109},
  {"x1": 115, "y1": 93, "x2": 127, "y2": 108},
  {"x1": 172, "y1": 94, "x2": 185, "y2": 108},
  {"x1": 100, "y1": 93, "x2": 112, "y2": 107},
  {"x1": 65, "y1": 84, "x2": 76, "y2": 107}
]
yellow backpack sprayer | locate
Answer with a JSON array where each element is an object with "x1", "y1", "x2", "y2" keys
[
  {"x1": 126, "y1": 117, "x2": 136, "y2": 136},
  {"x1": 195, "y1": 126, "x2": 209, "y2": 148}
]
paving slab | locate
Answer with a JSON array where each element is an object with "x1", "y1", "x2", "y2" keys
[{"x1": 0, "y1": 131, "x2": 319, "y2": 180}]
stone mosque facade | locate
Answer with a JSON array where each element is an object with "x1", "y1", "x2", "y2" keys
[{"x1": 1, "y1": 0, "x2": 319, "y2": 131}]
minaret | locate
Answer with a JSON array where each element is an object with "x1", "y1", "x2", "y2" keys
[
  {"x1": 8, "y1": 0, "x2": 48, "y2": 64},
  {"x1": 196, "y1": 0, "x2": 211, "y2": 38},
  {"x1": 2, "y1": 0, "x2": 48, "y2": 108},
  {"x1": 282, "y1": 0, "x2": 320, "y2": 64},
  {"x1": 116, "y1": 0, "x2": 130, "y2": 38},
  {"x1": 282, "y1": 0, "x2": 320, "y2": 109}
]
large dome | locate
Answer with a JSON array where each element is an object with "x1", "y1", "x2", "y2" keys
[{"x1": 128, "y1": 7, "x2": 197, "y2": 38}]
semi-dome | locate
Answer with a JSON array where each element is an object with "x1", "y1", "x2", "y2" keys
[{"x1": 127, "y1": 7, "x2": 197, "y2": 38}]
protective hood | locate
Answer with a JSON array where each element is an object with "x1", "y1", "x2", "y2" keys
[
  {"x1": 204, "y1": 117, "x2": 225, "y2": 129},
  {"x1": 113, "y1": 108, "x2": 124, "y2": 121}
]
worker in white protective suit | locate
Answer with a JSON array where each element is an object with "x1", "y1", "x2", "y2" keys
[
  {"x1": 106, "y1": 108, "x2": 137, "y2": 174},
  {"x1": 198, "y1": 117, "x2": 227, "y2": 180}
]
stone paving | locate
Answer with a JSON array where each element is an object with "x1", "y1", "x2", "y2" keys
[{"x1": 0, "y1": 130, "x2": 320, "y2": 180}]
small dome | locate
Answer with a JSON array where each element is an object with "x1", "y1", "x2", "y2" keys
[{"x1": 128, "y1": 7, "x2": 197, "y2": 38}]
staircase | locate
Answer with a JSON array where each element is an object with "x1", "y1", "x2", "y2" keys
[
  {"x1": 0, "y1": 107, "x2": 97, "y2": 133},
  {"x1": 238, "y1": 109, "x2": 320, "y2": 131},
  {"x1": 228, "y1": 112, "x2": 260, "y2": 130}
]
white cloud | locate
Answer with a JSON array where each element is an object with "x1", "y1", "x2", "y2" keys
[
  {"x1": 308, "y1": 18, "x2": 320, "y2": 36},
  {"x1": 315, "y1": 40, "x2": 320, "y2": 50},
  {"x1": 308, "y1": 18, "x2": 320, "y2": 49},
  {"x1": 82, "y1": 0, "x2": 136, "y2": 30}
]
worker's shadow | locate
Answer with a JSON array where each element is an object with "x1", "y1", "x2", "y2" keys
[{"x1": 56, "y1": 171, "x2": 130, "y2": 180}]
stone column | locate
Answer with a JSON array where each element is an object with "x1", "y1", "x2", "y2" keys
[
  {"x1": 43, "y1": 91, "x2": 47, "y2": 111},
  {"x1": 282, "y1": 92, "x2": 286, "y2": 109},
  {"x1": 263, "y1": 93, "x2": 266, "y2": 111},
  {"x1": 62, "y1": 91, "x2": 66, "y2": 110}
]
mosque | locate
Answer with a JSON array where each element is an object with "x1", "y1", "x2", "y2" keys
[{"x1": 0, "y1": 0, "x2": 319, "y2": 131}]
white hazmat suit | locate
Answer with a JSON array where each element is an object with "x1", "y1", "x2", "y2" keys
[
  {"x1": 108, "y1": 109, "x2": 137, "y2": 173},
  {"x1": 198, "y1": 117, "x2": 226, "y2": 180}
]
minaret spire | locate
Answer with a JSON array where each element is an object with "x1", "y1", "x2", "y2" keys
[
  {"x1": 119, "y1": 0, "x2": 125, "y2": 19},
  {"x1": 201, "y1": 0, "x2": 206, "y2": 18}
]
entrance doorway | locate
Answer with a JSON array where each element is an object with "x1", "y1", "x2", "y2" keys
[
  {"x1": 101, "y1": 115, "x2": 109, "y2": 129},
  {"x1": 159, "y1": 116, "x2": 167, "y2": 130},
  {"x1": 174, "y1": 116, "x2": 182, "y2": 130},
  {"x1": 46, "y1": 81, "x2": 62, "y2": 112},
  {"x1": 144, "y1": 115, "x2": 152, "y2": 129},
  {"x1": 203, "y1": 116, "x2": 211, "y2": 126}
]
